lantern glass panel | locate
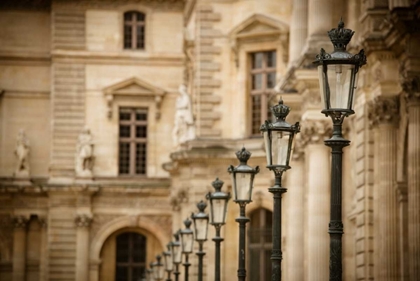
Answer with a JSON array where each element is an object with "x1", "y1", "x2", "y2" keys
[
  {"x1": 233, "y1": 173, "x2": 252, "y2": 201},
  {"x1": 211, "y1": 198, "x2": 227, "y2": 224},
  {"x1": 318, "y1": 64, "x2": 356, "y2": 110},
  {"x1": 181, "y1": 233, "x2": 194, "y2": 253},
  {"x1": 158, "y1": 264, "x2": 165, "y2": 279},
  {"x1": 271, "y1": 131, "x2": 291, "y2": 166},
  {"x1": 263, "y1": 131, "x2": 271, "y2": 165},
  {"x1": 171, "y1": 243, "x2": 182, "y2": 264},
  {"x1": 194, "y1": 218, "x2": 208, "y2": 241},
  {"x1": 164, "y1": 254, "x2": 173, "y2": 271}
]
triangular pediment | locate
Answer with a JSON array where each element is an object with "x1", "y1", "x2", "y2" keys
[
  {"x1": 104, "y1": 77, "x2": 165, "y2": 97},
  {"x1": 230, "y1": 14, "x2": 288, "y2": 39}
]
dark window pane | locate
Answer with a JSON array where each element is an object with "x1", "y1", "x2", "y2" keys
[
  {"x1": 252, "y1": 74, "x2": 262, "y2": 90},
  {"x1": 266, "y1": 51, "x2": 276, "y2": 67},
  {"x1": 116, "y1": 234, "x2": 129, "y2": 262},
  {"x1": 136, "y1": 26, "x2": 145, "y2": 49},
  {"x1": 265, "y1": 250, "x2": 272, "y2": 280},
  {"x1": 119, "y1": 143, "x2": 130, "y2": 174},
  {"x1": 251, "y1": 95, "x2": 261, "y2": 135},
  {"x1": 124, "y1": 25, "x2": 132, "y2": 49},
  {"x1": 249, "y1": 248, "x2": 261, "y2": 281},
  {"x1": 136, "y1": 111, "x2": 147, "y2": 121},
  {"x1": 252, "y1": 53, "x2": 263, "y2": 69},
  {"x1": 136, "y1": 12, "x2": 145, "y2": 22},
  {"x1": 133, "y1": 235, "x2": 146, "y2": 262},
  {"x1": 135, "y1": 143, "x2": 146, "y2": 174},
  {"x1": 124, "y1": 12, "x2": 133, "y2": 21},
  {"x1": 132, "y1": 267, "x2": 144, "y2": 281},
  {"x1": 120, "y1": 125, "x2": 131, "y2": 138},
  {"x1": 267, "y1": 72, "x2": 276, "y2": 89},
  {"x1": 136, "y1": 126, "x2": 147, "y2": 138},
  {"x1": 120, "y1": 111, "x2": 131, "y2": 121},
  {"x1": 116, "y1": 266, "x2": 128, "y2": 281}
]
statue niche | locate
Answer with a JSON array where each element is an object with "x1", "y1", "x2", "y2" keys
[
  {"x1": 172, "y1": 84, "x2": 196, "y2": 146},
  {"x1": 14, "y1": 129, "x2": 30, "y2": 178},
  {"x1": 75, "y1": 127, "x2": 94, "y2": 178}
]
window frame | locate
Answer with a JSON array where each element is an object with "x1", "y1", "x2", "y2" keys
[
  {"x1": 118, "y1": 107, "x2": 148, "y2": 176},
  {"x1": 115, "y1": 232, "x2": 147, "y2": 281},
  {"x1": 123, "y1": 11, "x2": 146, "y2": 50},
  {"x1": 249, "y1": 50, "x2": 277, "y2": 136}
]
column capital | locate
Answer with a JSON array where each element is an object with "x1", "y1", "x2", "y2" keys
[
  {"x1": 402, "y1": 75, "x2": 420, "y2": 107},
  {"x1": 300, "y1": 119, "x2": 332, "y2": 146},
  {"x1": 368, "y1": 96, "x2": 400, "y2": 127},
  {"x1": 13, "y1": 216, "x2": 28, "y2": 229},
  {"x1": 75, "y1": 214, "x2": 92, "y2": 228}
]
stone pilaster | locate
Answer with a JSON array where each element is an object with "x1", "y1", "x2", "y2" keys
[
  {"x1": 369, "y1": 96, "x2": 400, "y2": 281},
  {"x1": 289, "y1": 0, "x2": 308, "y2": 64},
  {"x1": 75, "y1": 214, "x2": 92, "y2": 281},
  {"x1": 305, "y1": 0, "x2": 333, "y2": 53},
  {"x1": 285, "y1": 136, "x2": 305, "y2": 281},
  {"x1": 301, "y1": 119, "x2": 331, "y2": 281},
  {"x1": 39, "y1": 218, "x2": 48, "y2": 281},
  {"x1": 13, "y1": 216, "x2": 28, "y2": 281},
  {"x1": 403, "y1": 76, "x2": 420, "y2": 281}
]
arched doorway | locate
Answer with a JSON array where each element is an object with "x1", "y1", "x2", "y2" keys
[{"x1": 248, "y1": 208, "x2": 273, "y2": 281}]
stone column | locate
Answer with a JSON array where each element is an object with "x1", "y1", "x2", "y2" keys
[
  {"x1": 13, "y1": 216, "x2": 28, "y2": 281},
  {"x1": 306, "y1": 0, "x2": 333, "y2": 53},
  {"x1": 75, "y1": 214, "x2": 92, "y2": 281},
  {"x1": 369, "y1": 96, "x2": 400, "y2": 281},
  {"x1": 301, "y1": 119, "x2": 331, "y2": 281},
  {"x1": 285, "y1": 139, "x2": 305, "y2": 281},
  {"x1": 404, "y1": 77, "x2": 420, "y2": 281},
  {"x1": 289, "y1": 0, "x2": 308, "y2": 64},
  {"x1": 39, "y1": 218, "x2": 48, "y2": 281}
]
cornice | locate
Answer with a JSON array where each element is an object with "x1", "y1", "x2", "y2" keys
[{"x1": 52, "y1": 0, "x2": 185, "y2": 11}]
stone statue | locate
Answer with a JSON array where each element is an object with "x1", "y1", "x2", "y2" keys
[
  {"x1": 173, "y1": 84, "x2": 195, "y2": 146},
  {"x1": 14, "y1": 129, "x2": 30, "y2": 178},
  {"x1": 75, "y1": 127, "x2": 94, "y2": 177}
]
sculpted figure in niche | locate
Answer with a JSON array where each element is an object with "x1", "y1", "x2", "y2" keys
[
  {"x1": 14, "y1": 129, "x2": 30, "y2": 177},
  {"x1": 75, "y1": 127, "x2": 94, "y2": 177},
  {"x1": 173, "y1": 84, "x2": 195, "y2": 146}
]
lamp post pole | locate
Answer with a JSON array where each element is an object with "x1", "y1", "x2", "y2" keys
[
  {"x1": 313, "y1": 20, "x2": 366, "y2": 281},
  {"x1": 206, "y1": 178, "x2": 231, "y2": 281},
  {"x1": 260, "y1": 99, "x2": 300, "y2": 281},
  {"x1": 228, "y1": 147, "x2": 259, "y2": 281}
]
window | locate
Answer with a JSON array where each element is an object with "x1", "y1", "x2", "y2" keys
[
  {"x1": 250, "y1": 51, "x2": 276, "y2": 135},
  {"x1": 124, "y1": 11, "x2": 145, "y2": 49},
  {"x1": 115, "y1": 232, "x2": 147, "y2": 281},
  {"x1": 248, "y1": 208, "x2": 273, "y2": 281},
  {"x1": 119, "y1": 108, "x2": 147, "y2": 175}
]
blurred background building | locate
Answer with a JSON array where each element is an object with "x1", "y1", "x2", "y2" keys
[{"x1": 0, "y1": 0, "x2": 419, "y2": 280}]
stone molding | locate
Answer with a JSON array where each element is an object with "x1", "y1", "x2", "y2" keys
[
  {"x1": 299, "y1": 119, "x2": 332, "y2": 146},
  {"x1": 13, "y1": 216, "x2": 28, "y2": 229},
  {"x1": 368, "y1": 96, "x2": 400, "y2": 127},
  {"x1": 75, "y1": 214, "x2": 93, "y2": 228}
]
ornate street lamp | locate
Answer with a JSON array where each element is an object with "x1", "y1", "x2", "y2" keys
[
  {"x1": 180, "y1": 218, "x2": 194, "y2": 281},
  {"x1": 191, "y1": 200, "x2": 209, "y2": 281},
  {"x1": 227, "y1": 147, "x2": 259, "y2": 281},
  {"x1": 206, "y1": 178, "x2": 231, "y2": 281},
  {"x1": 147, "y1": 263, "x2": 155, "y2": 281},
  {"x1": 171, "y1": 231, "x2": 182, "y2": 281},
  {"x1": 313, "y1": 19, "x2": 366, "y2": 281},
  {"x1": 152, "y1": 255, "x2": 165, "y2": 281},
  {"x1": 163, "y1": 243, "x2": 173, "y2": 281},
  {"x1": 260, "y1": 99, "x2": 300, "y2": 281}
]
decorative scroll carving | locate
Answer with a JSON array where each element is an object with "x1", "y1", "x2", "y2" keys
[
  {"x1": 299, "y1": 119, "x2": 332, "y2": 146},
  {"x1": 403, "y1": 76, "x2": 420, "y2": 106},
  {"x1": 75, "y1": 214, "x2": 92, "y2": 228},
  {"x1": 367, "y1": 96, "x2": 399, "y2": 127},
  {"x1": 169, "y1": 188, "x2": 189, "y2": 211},
  {"x1": 13, "y1": 216, "x2": 28, "y2": 229}
]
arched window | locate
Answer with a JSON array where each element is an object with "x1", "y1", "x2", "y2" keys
[
  {"x1": 123, "y1": 11, "x2": 145, "y2": 50},
  {"x1": 115, "y1": 232, "x2": 147, "y2": 281},
  {"x1": 248, "y1": 208, "x2": 273, "y2": 281}
]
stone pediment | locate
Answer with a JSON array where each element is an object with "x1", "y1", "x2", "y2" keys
[
  {"x1": 103, "y1": 77, "x2": 166, "y2": 119},
  {"x1": 230, "y1": 14, "x2": 288, "y2": 40}
]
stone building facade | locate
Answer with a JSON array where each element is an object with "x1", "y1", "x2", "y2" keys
[{"x1": 0, "y1": 0, "x2": 419, "y2": 281}]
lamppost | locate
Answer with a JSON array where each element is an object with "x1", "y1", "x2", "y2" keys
[
  {"x1": 171, "y1": 231, "x2": 182, "y2": 281},
  {"x1": 260, "y1": 99, "x2": 300, "y2": 281},
  {"x1": 206, "y1": 177, "x2": 231, "y2": 281},
  {"x1": 163, "y1": 243, "x2": 173, "y2": 281},
  {"x1": 147, "y1": 262, "x2": 155, "y2": 281},
  {"x1": 180, "y1": 218, "x2": 194, "y2": 281},
  {"x1": 228, "y1": 147, "x2": 260, "y2": 281},
  {"x1": 152, "y1": 255, "x2": 165, "y2": 281},
  {"x1": 313, "y1": 19, "x2": 366, "y2": 281},
  {"x1": 191, "y1": 200, "x2": 209, "y2": 281}
]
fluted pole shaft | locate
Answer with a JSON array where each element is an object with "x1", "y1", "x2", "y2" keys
[
  {"x1": 196, "y1": 242, "x2": 205, "y2": 281},
  {"x1": 236, "y1": 203, "x2": 249, "y2": 281},
  {"x1": 325, "y1": 123, "x2": 350, "y2": 281},
  {"x1": 183, "y1": 254, "x2": 190, "y2": 281},
  {"x1": 269, "y1": 174, "x2": 286, "y2": 281},
  {"x1": 213, "y1": 225, "x2": 223, "y2": 281}
]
